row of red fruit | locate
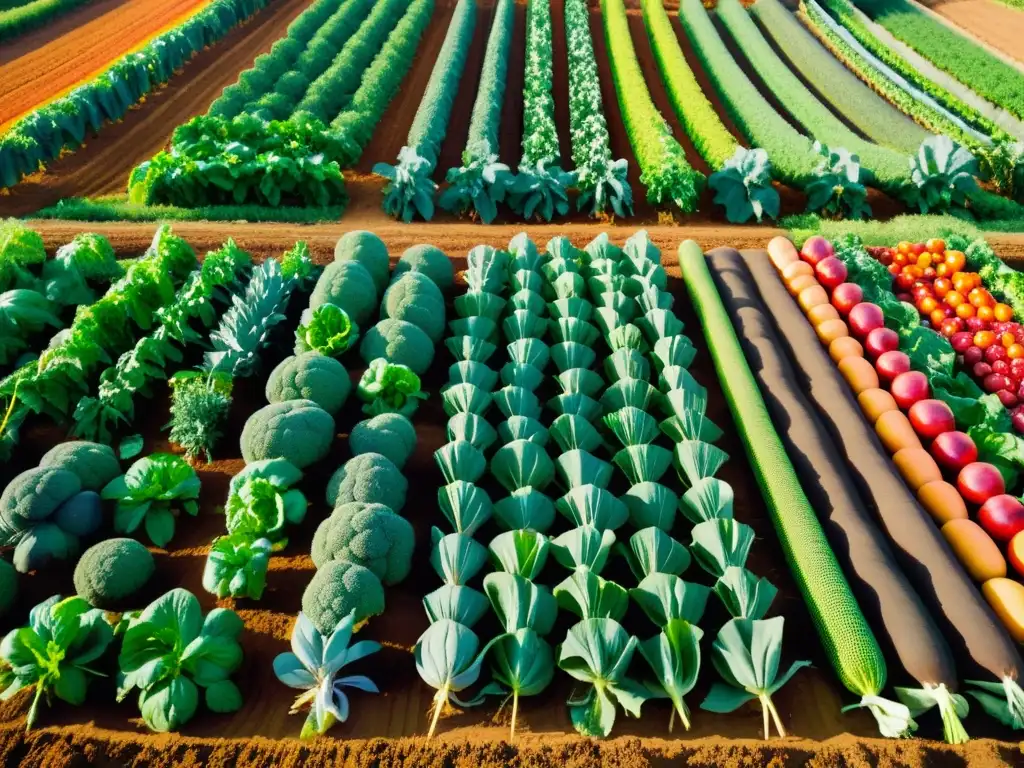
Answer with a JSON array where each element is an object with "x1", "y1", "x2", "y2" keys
[
  {"x1": 798, "y1": 236, "x2": 1024, "y2": 576},
  {"x1": 865, "y1": 241, "x2": 1024, "y2": 432}
]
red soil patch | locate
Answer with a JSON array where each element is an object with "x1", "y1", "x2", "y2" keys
[
  {"x1": 498, "y1": 0, "x2": 526, "y2": 167},
  {"x1": 0, "y1": 0, "x2": 313, "y2": 217},
  {"x1": 0, "y1": 0, "x2": 212, "y2": 127},
  {"x1": 919, "y1": 0, "x2": 1024, "y2": 66},
  {"x1": 549, "y1": 0, "x2": 574, "y2": 167},
  {"x1": 0, "y1": 0, "x2": 127, "y2": 65},
  {"x1": 1, "y1": 240, "x2": 1021, "y2": 764}
]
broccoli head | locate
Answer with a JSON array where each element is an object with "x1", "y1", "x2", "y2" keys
[
  {"x1": 359, "y1": 318, "x2": 434, "y2": 375},
  {"x1": 310, "y1": 260, "x2": 378, "y2": 327},
  {"x1": 325, "y1": 452, "x2": 407, "y2": 512},
  {"x1": 38, "y1": 441, "x2": 121, "y2": 491},
  {"x1": 53, "y1": 491, "x2": 103, "y2": 537},
  {"x1": 266, "y1": 353, "x2": 351, "y2": 415},
  {"x1": 334, "y1": 231, "x2": 390, "y2": 293},
  {"x1": 392, "y1": 244, "x2": 454, "y2": 292},
  {"x1": 311, "y1": 502, "x2": 414, "y2": 584},
  {"x1": 240, "y1": 399, "x2": 335, "y2": 470},
  {"x1": 348, "y1": 413, "x2": 417, "y2": 468},
  {"x1": 302, "y1": 558, "x2": 385, "y2": 634},
  {"x1": 73, "y1": 537, "x2": 155, "y2": 609},
  {"x1": 0, "y1": 467, "x2": 81, "y2": 541},
  {"x1": 381, "y1": 272, "x2": 446, "y2": 343},
  {"x1": 0, "y1": 558, "x2": 15, "y2": 616}
]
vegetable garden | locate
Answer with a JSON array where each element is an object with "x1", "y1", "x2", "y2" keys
[{"x1": 7, "y1": 0, "x2": 1024, "y2": 764}]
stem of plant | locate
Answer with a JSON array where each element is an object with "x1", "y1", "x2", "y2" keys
[
  {"x1": 0, "y1": 378, "x2": 21, "y2": 442},
  {"x1": 763, "y1": 694, "x2": 787, "y2": 739},
  {"x1": 669, "y1": 707, "x2": 675, "y2": 733},
  {"x1": 510, "y1": 690, "x2": 518, "y2": 742},
  {"x1": 760, "y1": 694, "x2": 770, "y2": 740},
  {"x1": 427, "y1": 687, "x2": 447, "y2": 739}
]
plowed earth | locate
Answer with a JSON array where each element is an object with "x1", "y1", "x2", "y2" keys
[
  {"x1": 0, "y1": 237, "x2": 1021, "y2": 766},
  {"x1": 918, "y1": 0, "x2": 1024, "y2": 66},
  {"x1": 0, "y1": 0, "x2": 212, "y2": 127}
]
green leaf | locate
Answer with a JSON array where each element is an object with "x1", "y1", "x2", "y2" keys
[
  {"x1": 690, "y1": 519, "x2": 755, "y2": 578},
  {"x1": 553, "y1": 570, "x2": 629, "y2": 621},
  {"x1": 430, "y1": 529, "x2": 487, "y2": 586},
  {"x1": 139, "y1": 676, "x2": 199, "y2": 732},
  {"x1": 484, "y1": 573, "x2": 557, "y2": 635},
  {"x1": 119, "y1": 434, "x2": 144, "y2": 460},
  {"x1": 550, "y1": 525, "x2": 616, "y2": 573},
  {"x1": 630, "y1": 574, "x2": 710, "y2": 626},
  {"x1": 713, "y1": 567, "x2": 777, "y2": 620},
  {"x1": 492, "y1": 488, "x2": 555, "y2": 532},
  {"x1": 638, "y1": 619, "x2": 703, "y2": 732},
  {"x1": 488, "y1": 529, "x2": 549, "y2": 579},
  {"x1": 205, "y1": 679, "x2": 243, "y2": 713},
  {"x1": 144, "y1": 507, "x2": 176, "y2": 548},
  {"x1": 622, "y1": 527, "x2": 691, "y2": 580},
  {"x1": 423, "y1": 585, "x2": 489, "y2": 627},
  {"x1": 679, "y1": 478, "x2": 734, "y2": 524}
]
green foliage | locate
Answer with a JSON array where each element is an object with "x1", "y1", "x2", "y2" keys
[
  {"x1": 34, "y1": 196, "x2": 344, "y2": 223},
  {"x1": 557, "y1": 618, "x2": 649, "y2": 738},
  {"x1": 709, "y1": 148, "x2": 780, "y2": 224},
  {"x1": 382, "y1": 272, "x2": 446, "y2": 343},
  {"x1": 805, "y1": 143, "x2": 871, "y2": 220},
  {"x1": 166, "y1": 373, "x2": 234, "y2": 463},
  {"x1": 374, "y1": 0, "x2": 476, "y2": 221},
  {"x1": 266, "y1": 353, "x2": 351, "y2": 416},
  {"x1": 129, "y1": 115, "x2": 348, "y2": 208},
  {"x1": 73, "y1": 538, "x2": 155, "y2": 609},
  {"x1": 638, "y1": 619, "x2": 703, "y2": 732},
  {"x1": 302, "y1": 559, "x2": 386, "y2": 634},
  {"x1": 224, "y1": 459, "x2": 307, "y2": 542},
  {"x1": 907, "y1": 136, "x2": 979, "y2": 214},
  {"x1": 310, "y1": 259, "x2": 377, "y2": 327},
  {"x1": 0, "y1": 559, "x2": 14, "y2": 617},
  {"x1": 0, "y1": 290, "x2": 61, "y2": 366},
  {"x1": 118, "y1": 589, "x2": 244, "y2": 732},
  {"x1": 0, "y1": 0, "x2": 91, "y2": 43},
  {"x1": 239, "y1": 399, "x2": 335, "y2": 470},
  {"x1": 349, "y1": 412, "x2": 417, "y2": 468},
  {"x1": 357, "y1": 358, "x2": 428, "y2": 417},
  {"x1": 311, "y1": 502, "x2": 415, "y2": 584},
  {"x1": 273, "y1": 610, "x2": 381, "y2": 739},
  {"x1": 101, "y1": 453, "x2": 201, "y2": 548},
  {"x1": 976, "y1": 141, "x2": 1024, "y2": 203},
  {"x1": 203, "y1": 534, "x2": 273, "y2": 600},
  {"x1": 0, "y1": 0, "x2": 269, "y2": 190},
  {"x1": 564, "y1": 0, "x2": 632, "y2": 216},
  {"x1": 295, "y1": 304, "x2": 359, "y2": 357},
  {"x1": 602, "y1": 0, "x2": 703, "y2": 211},
  {"x1": 489, "y1": 629, "x2": 555, "y2": 740},
  {"x1": 326, "y1": 453, "x2": 407, "y2": 512},
  {"x1": 0, "y1": 596, "x2": 114, "y2": 729},
  {"x1": 42, "y1": 232, "x2": 123, "y2": 304},
  {"x1": 360, "y1": 319, "x2": 435, "y2": 375}
]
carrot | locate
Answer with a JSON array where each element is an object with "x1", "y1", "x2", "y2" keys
[
  {"x1": 816, "y1": 319, "x2": 849, "y2": 345},
  {"x1": 858, "y1": 389, "x2": 898, "y2": 424},
  {"x1": 710, "y1": 248, "x2": 964, "y2": 742},
  {"x1": 942, "y1": 520, "x2": 1007, "y2": 583},
  {"x1": 875, "y1": 411, "x2": 923, "y2": 454},
  {"x1": 838, "y1": 357, "x2": 879, "y2": 394},
  {"x1": 917, "y1": 481, "x2": 969, "y2": 525},
  {"x1": 798, "y1": 285, "x2": 830, "y2": 312},
  {"x1": 789, "y1": 274, "x2": 818, "y2": 296},
  {"x1": 748, "y1": 246, "x2": 1024, "y2": 734},
  {"x1": 983, "y1": 579, "x2": 1024, "y2": 643},
  {"x1": 783, "y1": 260, "x2": 814, "y2": 284},
  {"x1": 830, "y1": 337, "x2": 864, "y2": 363},
  {"x1": 808, "y1": 303, "x2": 841, "y2": 326},
  {"x1": 893, "y1": 448, "x2": 943, "y2": 492}
]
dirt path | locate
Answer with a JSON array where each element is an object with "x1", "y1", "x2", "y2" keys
[
  {"x1": 0, "y1": 0, "x2": 125, "y2": 64},
  {"x1": 0, "y1": 0, "x2": 314, "y2": 217},
  {"x1": 918, "y1": 0, "x2": 1024, "y2": 66},
  {"x1": 0, "y1": 0, "x2": 213, "y2": 127}
]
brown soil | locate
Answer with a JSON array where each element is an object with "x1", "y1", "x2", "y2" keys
[
  {"x1": 918, "y1": 0, "x2": 1024, "y2": 66},
  {"x1": 0, "y1": 0, "x2": 211, "y2": 126},
  {"x1": 0, "y1": 0, "x2": 127, "y2": 64},
  {"x1": 549, "y1": 0, "x2": 574, "y2": 167},
  {"x1": 0, "y1": 0, "x2": 314, "y2": 216},
  {"x1": 0, "y1": 237, "x2": 1022, "y2": 763},
  {"x1": 499, "y1": 0, "x2": 526, "y2": 167}
]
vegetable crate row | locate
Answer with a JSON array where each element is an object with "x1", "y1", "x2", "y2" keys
[{"x1": 2, "y1": 223, "x2": 1024, "y2": 747}]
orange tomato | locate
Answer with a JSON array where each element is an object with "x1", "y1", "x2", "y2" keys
[
  {"x1": 978, "y1": 305, "x2": 995, "y2": 323},
  {"x1": 975, "y1": 330, "x2": 997, "y2": 349},
  {"x1": 917, "y1": 253, "x2": 932, "y2": 269},
  {"x1": 945, "y1": 290, "x2": 964, "y2": 308},
  {"x1": 946, "y1": 250, "x2": 966, "y2": 271},
  {"x1": 904, "y1": 265, "x2": 923, "y2": 280},
  {"x1": 897, "y1": 241, "x2": 912, "y2": 255},
  {"x1": 933, "y1": 278, "x2": 952, "y2": 298},
  {"x1": 1008, "y1": 344, "x2": 1024, "y2": 360},
  {"x1": 968, "y1": 288, "x2": 988, "y2": 307},
  {"x1": 936, "y1": 263, "x2": 950, "y2": 278},
  {"x1": 956, "y1": 303, "x2": 975, "y2": 320},
  {"x1": 995, "y1": 303, "x2": 1014, "y2": 322},
  {"x1": 894, "y1": 251, "x2": 908, "y2": 266},
  {"x1": 952, "y1": 273, "x2": 971, "y2": 293},
  {"x1": 1003, "y1": 332, "x2": 1017, "y2": 348},
  {"x1": 808, "y1": 303, "x2": 840, "y2": 326},
  {"x1": 919, "y1": 296, "x2": 939, "y2": 314},
  {"x1": 930, "y1": 308, "x2": 948, "y2": 326},
  {"x1": 927, "y1": 238, "x2": 946, "y2": 254}
]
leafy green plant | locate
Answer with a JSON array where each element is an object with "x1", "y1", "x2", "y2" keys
[
  {"x1": 0, "y1": 290, "x2": 61, "y2": 366},
  {"x1": 709, "y1": 147, "x2": 780, "y2": 223},
  {"x1": 638, "y1": 619, "x2": 703, "y2": 732},
  {"x1": 490, "y1": 629, "x2": 555, "y2": 740},
  {"x1": 224, "y1": 459, "x2": 307, "y2": 542},
  {"x1": 805, "y1": 143, "x2": 871, "y2": 220},
  {"x1": 415, "y1": 619, "x2": 503, "y2": 738},
  {"x1": 118, "y1": 589, "x2": 244, "y2": 732},
  {"x1": 700, "y1": 617, "x2": 810, "y2": 739},
  {"x1": 976, "y1": 141, "x2": 1024, "y2": 202},
  {"x1": 101, "y1": 453, "x2": 201, "y2": 547},
  {"x1": 0, "y1": 595, "x2": 113, "y2": 729},
  {"x1": 554, "y1": 570, "x2": 629, "y2": 621},
  {"x1": 907, "y1": 136, "x2": 979, "y2": 214},
  {"x1": 295, "y1": 303, "x2": 359, "y2": 357},
  {"x1": 357, "y1": 358, "x2": 428, "y2": 417},
  {"x1": 273, "y1": 609, "x2": 381, "y2": 739},
  {"x1": 203, "y1": 534, "x2": 273, "y2": 600},
  {"x1": 557, "y1": 618, "x2": 648, "y2": 738}
]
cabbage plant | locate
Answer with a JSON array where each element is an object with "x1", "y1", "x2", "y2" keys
[
  {"x1": 295, "y1": 303, "x2": 358, "y2": 357},
  {"x1": 708, "y1": 147, "x2": 780, "y2": 224},
  {"x1": 273, "y1": 610, "x2": 381, "y2": 739},
  {"x1": 908, "y1": 135, "x2": 979, "y2": 214},
  {"x1": 101, "y1": 453, "x2": 201, "y2": 547},
  {"x1": 804, "y1": 142, "x2": 870, "y2": 220},
  {"x1": 357, "y1": 358, "x2": 428, "y2": 417}
]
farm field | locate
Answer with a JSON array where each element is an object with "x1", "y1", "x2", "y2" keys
[
  {"x1": 917, "y1": 0, "x2": 1024, "y2": 65},
  {"x1": 7, "y1": 0, "x2": 1024, "y2": 765}
]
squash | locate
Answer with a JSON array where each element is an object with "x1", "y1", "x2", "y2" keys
[
  {"x1": 893, "y1": 448, "x2": 942, "y2": 491},
  {"x1": 816, "y1": 319, "x2": 849, "y2": 345},
  {"x1": 941, "y1": 519, "x2": 1007, "y2": 582},
  {"x1": 829, "y1": 336, "x2": 863, "y2": 364},
  {"x1": 798, "y1": 285, "x2": 830, "y2": 312},
  {"x1": 788, "y1": 274, "x2": 818, "y2": 297},
  {"x1": 808, "y1": 304, "x2": 841, "y2": 327},
  {"x1": 1009, "y1": 530, "x2": 1024, "y2": 578},
  {"x1": 782, "y1": 260, "x2": 814, "y2": 284},
  {"x1": 917, "y1": 481, "x2": 969, "y2": 525},
  {"x1": 982, "y1": 578, "x2": 1024, "y2": 643},
  {"x1": 875, "y1": 410, "x2": 923, "y2": 454},
  {"x1": 768, "y1": 236, "x2": 799, "y2": 271},
  {"x1": 838, "y1": 356, "x2": 879, "y2": 394},
  {"x1": 858, "y1": 388, "x2": 898, "y2": 424}
]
